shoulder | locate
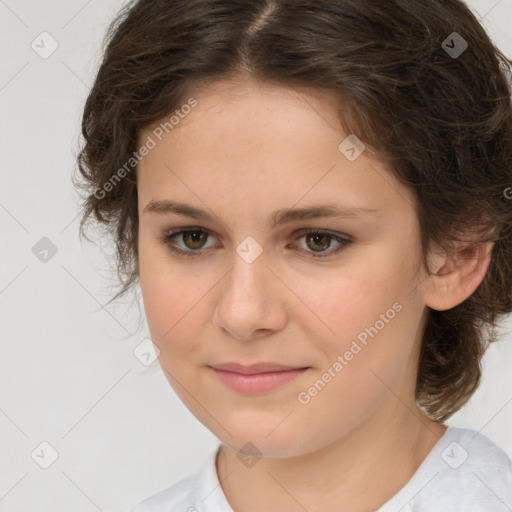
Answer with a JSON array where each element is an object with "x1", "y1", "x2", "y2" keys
[
  {"x1": 128, "y1": 446, "x2": 230, "y2": 512},
  {"x1": 379, "y1": 426, "x2": 512, "y2": 512},
  {"x1": 427, "y1": 427, "x2": 512, "y2": 510},
  {"x1": 441, "y1": 427, "x2": 512, "y2": 483}
]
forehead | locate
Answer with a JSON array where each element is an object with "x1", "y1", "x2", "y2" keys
[
  {"x1": 144, "y1": 77, "x2": 343, "y2": 134},
  {"x1": 136, "y1": 78, "x2": 417, "y2": 224}
]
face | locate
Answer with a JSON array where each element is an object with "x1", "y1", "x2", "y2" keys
[{"x1": 137, "y1": 78, "x2": 431, "y2": 458}]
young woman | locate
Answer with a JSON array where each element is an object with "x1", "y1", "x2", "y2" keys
[{"x1": 74, "y1": 0, "x2": 512, "y2": 510}]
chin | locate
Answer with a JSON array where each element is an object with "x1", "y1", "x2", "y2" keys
[{"x1": 214, "y1": 420, "x2": 312, "y2": 459}]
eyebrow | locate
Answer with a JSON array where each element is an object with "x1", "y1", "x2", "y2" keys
[{"x1": 143, "y1": 199, "x2": 379, "y2": 228}]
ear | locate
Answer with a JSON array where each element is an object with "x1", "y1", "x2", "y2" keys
[{"x1": 423, "y1": 241, "x2": 494, "y2": 311}]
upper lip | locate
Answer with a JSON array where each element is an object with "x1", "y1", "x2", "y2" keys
[{"x1": 209, "y1": 362, "x2": 309, "y2": 374}]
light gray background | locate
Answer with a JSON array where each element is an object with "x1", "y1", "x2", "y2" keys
[{"x1": 1, "y1": 1, "x2": 511, "y2": 511}]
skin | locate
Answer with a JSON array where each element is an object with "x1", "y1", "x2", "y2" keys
[{"x1": 136, "y1": 77, "x2": 493, "y2": 511}]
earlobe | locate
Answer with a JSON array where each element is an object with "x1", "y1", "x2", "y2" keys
[{"x1": 423, "y1": 242, "x2": 494, "y2": 311}]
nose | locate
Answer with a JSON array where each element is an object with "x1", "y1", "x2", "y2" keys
[{"x1": 213, "y1": 246, "x2": 288, "y2": 341}]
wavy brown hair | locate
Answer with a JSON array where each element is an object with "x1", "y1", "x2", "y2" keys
[{"x1": 73, "y1": 0, "x2": 512, "y2": 421}]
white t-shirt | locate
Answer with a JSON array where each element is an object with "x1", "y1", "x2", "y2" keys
[{"x1": 129, "y1": 426, "x2": 512, "y2": 511}]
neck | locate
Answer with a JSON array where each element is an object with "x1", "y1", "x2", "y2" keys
[{"x1": 216, "y1": 405, "x2": 447, "y2": 512}]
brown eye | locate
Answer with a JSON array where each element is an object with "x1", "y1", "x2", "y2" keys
[
  {"x1": 293, "y1": 229, "x2": 352, "y2": 259},
  {"x1": 182, "y1": 230, "x2": 208, "y2": 250},
  {"x1": 159, "y1": 227, "x2": 351, "y2": 259},
  {"x1": 159, "y1": 227, "x2": 217, "y2": 257},
  {"x1": 305, "y1": 233, "x2": 332, "y2": 252}
]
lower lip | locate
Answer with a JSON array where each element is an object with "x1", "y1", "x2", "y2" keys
[{"x1": 211, "y1": 368, "x2": 309, "y2": 394}]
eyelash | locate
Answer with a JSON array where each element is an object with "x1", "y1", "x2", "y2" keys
[{"x1": 157, "y1": 226, "x2": 352, "y2": 259}]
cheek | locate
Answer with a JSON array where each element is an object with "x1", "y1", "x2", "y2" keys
[
  {"x1": 293, "y1": 249, "x2": 420, "y2": 382},
  {"x1": 294, "y1": 303, "x2": 418, "y2": 448},
  {"x1": 289, "y1": 255, "x2": 404, "y2": 345},
  {"x1": 138, "y1": 246, "x2": 206, "y2": 354}
]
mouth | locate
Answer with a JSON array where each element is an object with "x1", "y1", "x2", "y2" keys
[{"x1": 208, "y1": 362, "x2": 311, "y2": 394}]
